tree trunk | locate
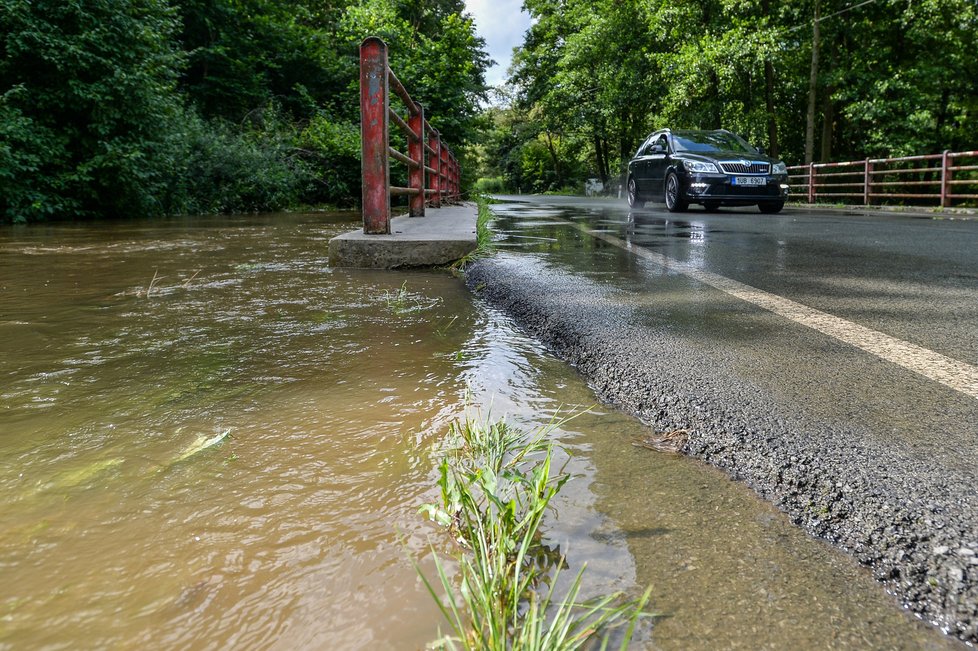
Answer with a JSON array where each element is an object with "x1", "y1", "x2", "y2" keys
[
  {"x1": 594, "y1": 132, "x2": 607, "y2": 184},
  {"x1": 765, "y1": 60, "x2": 779, "y2": 157},
  {"x1": 820, "y1": 90, "x2": 834, "y2": 162},
  {"x1": 805, "y1": 0, "x2": 820, "y2": 165},
  {"x1": 544, "y1": 131, "x2": 562, "y2": 187},
  {"x1": 761, "y1": 0, "x2": 779, "y2": 157},
  {"x1": 709, "y1": 70, "x2": 722, "y2": 129}
]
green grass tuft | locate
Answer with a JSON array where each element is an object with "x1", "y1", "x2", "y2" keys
[
  {"x1": 449, "y1": 196, "x2": 497, "y2": 275},
  {"x1": 417, "y1": 412, "x2": 652, "y2": 649}
]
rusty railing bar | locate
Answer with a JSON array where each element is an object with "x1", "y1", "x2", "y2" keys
[
  {"x1": 869, "y1": 166, "x2": 942, "y2": 176},
  {"x1": 871, "y1": 180, "x2": 940, "y2": 187},
  {"x1": 869, "y1": 153, "x2": 942, "y2": 164},
  {"x1": 814, "y1": 170, "x2": 865, "y2": 178},
  {"x1": 867, "y1": 192, "x2": 940, "y2": 199},
  {"x1": 388, "y1": 109, "x2": 415, "y2": 140},
  {"x1": 811, "y1": 160, "x2": 866, "y2": 169},
  {"x1": 388, "y1": 147, "x2": 419, "y2": 169},
  {"x1": 390, "y1": 186, "x2": 421, "y2": 196},
  {"x1": 387, "y1": 69, "x2": 420, "y2": 116}
]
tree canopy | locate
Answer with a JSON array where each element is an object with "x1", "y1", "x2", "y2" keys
[{"x1": 481, "y1": 0, "x2": 978, "y2": 194}]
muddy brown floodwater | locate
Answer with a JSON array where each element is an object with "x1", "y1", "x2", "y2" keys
[{"x1": 0, "y1": 213, "x2": 964, "y2": 649}]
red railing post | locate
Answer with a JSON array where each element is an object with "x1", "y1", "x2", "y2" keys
[
  {"x1": 430, "y1": 131, "x2": 442, "y2": 208},
  {"x1": 440, "y1": 144, "x2": 449, "y2": 204},
  {"x1": 360, "y1": 37, "x2": 390, "y2": 234},
  {"x1": 808, "y1": 162, "x2": 816, "y2": 203},
  {"x1": 941, "y1": 149, "x2": 951, "y2": 208},
  {"x1": 438, "y1": 142, "x2": 448, "y2": 203},
  {"x1": 408, "y1": 104, "x2": 425, "y2": 217},
  {"x1": 448, "y1": 154, "x2": 455, "y2": 201}
]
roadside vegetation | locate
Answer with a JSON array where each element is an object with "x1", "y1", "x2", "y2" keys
[
  {"x1": 418, "y1": 413, "x2": 651, "y2": 649},
  {"x1": 474, "y1": 0, "x2": 978, "y2": 195},
  {"x1": 0, "y1": 0, "x2": 489, "y2": 223}
]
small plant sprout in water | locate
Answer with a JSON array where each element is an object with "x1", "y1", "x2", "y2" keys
[
  {"x1": 435, "y1": 315, "x2": 459, "y2": 337},
  {"x1": 384, "y1": 280, "x2": 411, "y2": 314},
  {"x1": 415, "y1": 412, "x2": 652, "y2": 650},
  {"x1": 382, "y1": 281, "x2": 442, "y2": 315}
]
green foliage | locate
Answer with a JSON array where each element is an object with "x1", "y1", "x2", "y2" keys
[
  {"x1": 417, "y1": 413, "x2": 652, "y2": 649},
  {"x1": 473, "y1": 177, "x2": 506, "y2": 194},
  {"x1": 164, "y1": 104, "x2": 313, "y2": 215},
  {"x1": 1, "y1": 0, "x2": 489, "y2": 222},
  {"x1": 297, "y1": 112, "x2": 361, "y2": 206},
  {"x1": 0, "y1": 0, "x2": 185, "y2": 221}
]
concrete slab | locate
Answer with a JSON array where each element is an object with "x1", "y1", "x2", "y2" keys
[{"x1": 328, "y1": 203, "x2": 478, "y2": 268}]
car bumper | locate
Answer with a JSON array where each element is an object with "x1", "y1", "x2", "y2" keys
[{"x1": 683, "y1": 175, "x2": 789, "y2": 204}]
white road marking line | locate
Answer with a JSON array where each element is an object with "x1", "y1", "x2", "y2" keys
[{"x1": 576, "y1": 223, "x2": 978, "y2": 400}]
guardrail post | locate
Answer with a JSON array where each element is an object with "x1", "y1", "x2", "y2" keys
[
  {"x1": 941, "y1": 149, "x2": 951, "y2": 208},
  {"x1": 808, "y1": 162, "x2": 815, "y2": 203},
  {"x1": 360, "y1": 37, "x2": 390, "y2": 234},
  {"x1": 408, "y1": 104, "x2": 425, "y2": 217},
  {"x1": 430, "y1": 131, "x2": 442, "y2": 208},
  {"x1": 440, "y1": 144, "x2": 449, "y2": 204},
  {"x1": 864, "y1": 158, "x2": 872, "y2": 205}
]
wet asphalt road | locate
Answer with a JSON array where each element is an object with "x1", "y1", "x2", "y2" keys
[{"x1": 467, "y1": 195, "x2": 978, "y2": 642}]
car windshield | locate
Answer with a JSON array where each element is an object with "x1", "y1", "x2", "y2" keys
[{"x1": 672, "y1": 130, "x2": 756, "y2": 154}]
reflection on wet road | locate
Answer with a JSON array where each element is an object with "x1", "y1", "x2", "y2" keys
[{"x1": 489, "y1": 196, "x2": 978, "y2": 472}]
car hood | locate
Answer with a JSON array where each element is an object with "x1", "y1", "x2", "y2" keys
[{"x1": 677, "y1": 151, "x2": 779, "y2": 164}]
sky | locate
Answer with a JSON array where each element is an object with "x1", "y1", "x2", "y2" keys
[{"x1": 464, "y1": 0, "x2": 533, "y2": 87}]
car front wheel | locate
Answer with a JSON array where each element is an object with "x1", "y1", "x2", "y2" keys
[
  {"x1": 664, "y1": 172, "x2": 688, "y2": 213},
  {"x1": 627, "y1": 177, "x2": 642, "y2": 208},
  {"x1": 758, "y1": 201, "x2": 785, "y2": 214}
]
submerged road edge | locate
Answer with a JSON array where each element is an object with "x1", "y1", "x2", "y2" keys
[{"x1": 465, "y1": 254, "x2": 978, "y2": 644}]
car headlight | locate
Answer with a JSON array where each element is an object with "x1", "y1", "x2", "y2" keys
[
  {"x1": 772, "y1": 162, "x2": 788, "y2": 175},
  {"x1": 683, "y1": 160, "x2": 719, "y2": 174}
]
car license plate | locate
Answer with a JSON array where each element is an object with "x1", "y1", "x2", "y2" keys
[{"x1": 732, "y1": 176, "x2": 767, "y2": 186}]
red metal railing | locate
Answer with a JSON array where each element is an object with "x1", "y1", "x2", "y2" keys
[
  {"x1": 787, "y1": 150, "x2": 978, "y2": 208},
  {"x1": 360, "y1": 36, "x2": 461, "y2": 234}
]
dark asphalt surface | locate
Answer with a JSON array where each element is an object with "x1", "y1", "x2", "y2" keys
[{"x1": 466, "y1": 195, "x2": 978, "y2": 643}]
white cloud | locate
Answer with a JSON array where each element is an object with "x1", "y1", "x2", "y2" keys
[{"x1": 464, "y1": 0, "x2": 532, "y2": 87}]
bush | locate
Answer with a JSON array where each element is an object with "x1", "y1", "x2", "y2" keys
[
  {"x1": 474, "y1": 176, "x2": 507, "y2": 194},
  {"x1": 296, "y1": 112, "x2": 361, "y2": 207},
  {"x1": 164, "y1": 105, "x2": 312, "y2": 215},
  {"x1": 0, "y1": 0, "x2": 185, "y2": 222}
]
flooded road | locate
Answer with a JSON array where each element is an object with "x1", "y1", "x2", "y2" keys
[{"x1": 0, "y1": 212, "x2": 965, "y2": 649}]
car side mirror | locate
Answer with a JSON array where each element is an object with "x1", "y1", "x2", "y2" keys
[
  {"x1": 756, "y1": 145, "x2": 766, "y2": 155},
  {"x1": 650, "y1": 144, "x2": 665, "y2": 154}
]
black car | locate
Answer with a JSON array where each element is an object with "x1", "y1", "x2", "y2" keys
[{"x1": 626, "y1": 129, "x2": 789, "y2": 213}]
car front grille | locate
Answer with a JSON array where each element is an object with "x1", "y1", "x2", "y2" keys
[{"x1": 720, "y1": 161, "x2": 770, "y2": 174}]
